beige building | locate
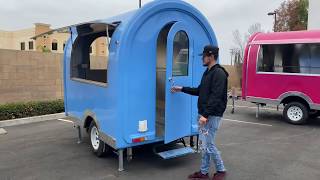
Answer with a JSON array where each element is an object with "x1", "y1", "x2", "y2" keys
[
  {"x1": 0, "y1": 23, "x2": 107, "y2": 56},
  {"x1": 0, "y1": 24, "x2": 37, "y2": 52}
]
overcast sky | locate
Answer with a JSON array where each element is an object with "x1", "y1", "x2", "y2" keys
[{"x1": 0, "y1": 0, "x2": 284, "y2": 64}]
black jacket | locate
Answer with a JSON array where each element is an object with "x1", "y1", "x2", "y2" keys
[{"x1": 182, "y1": 64, "x2": 229, "y2": 118}]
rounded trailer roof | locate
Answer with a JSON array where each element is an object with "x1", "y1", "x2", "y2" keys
[
  {"x1": 249, "y1": 30, "x2": 320, "y2": 45},
  {"x1": 32, "y1": 0, "x2": 216, "y2": 43},
  {"x1": 102, "y1": 0, "x2": 216, "y2": 44}
]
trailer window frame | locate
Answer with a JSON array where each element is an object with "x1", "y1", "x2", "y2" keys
[
  {"x1": 256, "y1": 43, "x2": 320, "y2": 76},
  {"x1": 172, "y1": 30, "x2": 189, "y2": 77},
  {"x1": 70, "y1": 23, "x2": 117, "y2": 86}
]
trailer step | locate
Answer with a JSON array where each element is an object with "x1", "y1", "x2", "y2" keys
[{"x1": 157, "y1": 147, "x2": 195, "y2": 159}]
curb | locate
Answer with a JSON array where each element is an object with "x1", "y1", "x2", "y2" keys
[{"x1": 0, "y1": 113, "x2": 66, "y2": 127}]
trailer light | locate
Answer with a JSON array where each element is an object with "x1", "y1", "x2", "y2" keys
[
  {"x1": 138, "y1": 120, "x2": 148, "y2": 132},
  {"x1": 132, "y1": 137, "x2": 145, "y2": 143}
]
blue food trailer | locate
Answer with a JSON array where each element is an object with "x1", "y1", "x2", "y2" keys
[{"x1": 58, "y1": 0, "x2": 217, "y2": 171}]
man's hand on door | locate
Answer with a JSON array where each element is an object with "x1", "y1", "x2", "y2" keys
[{"x1": 171, "y1": 86, "x2": 183, "y2": 93}]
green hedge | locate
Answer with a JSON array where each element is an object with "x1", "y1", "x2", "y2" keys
[{"x1": 0, "y1": 99, "x2": 64, "y2": 121}]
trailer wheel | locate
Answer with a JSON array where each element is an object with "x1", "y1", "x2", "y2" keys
[
  {"x1": 89, "y1": 121, "x2": 109, "y2": 157},
  {"x1": 283, "y1": 102, "x2": 308, "y2": 125}
]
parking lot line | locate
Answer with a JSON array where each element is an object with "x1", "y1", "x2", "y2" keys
[
  {"x1": 223, "y1": 118, "x2": 273, "y2": 127},
  {"x1": 57, "y1": 119, "x2": 74, "y2": 123},
  {"x1": 0, "y1": 128, "x2": 7, "y2": 135},
  {"x1": 56, "y1": 118, "x2": 272, "y2": 127}
]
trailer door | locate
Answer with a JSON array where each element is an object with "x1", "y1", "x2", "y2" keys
[{"x1": 164, "y1": 22, "x2": 193, "y2": 144}]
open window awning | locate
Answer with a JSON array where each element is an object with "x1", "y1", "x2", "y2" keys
[
  {"x1": 30, "y1": 9, "x2": 137, "y2": 40},
  {"x1": 30, "y1": 21, "x2": 121, "y2": 40}
]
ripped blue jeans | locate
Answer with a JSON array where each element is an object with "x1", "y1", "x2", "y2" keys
[{"x1": 199, "y1": 115, "x2": 226, "y2": 174}]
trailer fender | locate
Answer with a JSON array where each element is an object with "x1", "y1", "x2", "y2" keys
[
  {"x1": 279, "y1": 92, "x2": 312, "y2": 109},
  {"x1": 83, "y1": 110, "x2": 100, "y2": 130}
]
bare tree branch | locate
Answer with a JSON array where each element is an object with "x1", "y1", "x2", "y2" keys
[{"x1": 232, "y1": 23, "x2": 264, "y2": 64}]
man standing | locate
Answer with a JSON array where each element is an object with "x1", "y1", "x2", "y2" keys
[{"x1": 171, "y1": 45, "x2": 229, "y2": 180}]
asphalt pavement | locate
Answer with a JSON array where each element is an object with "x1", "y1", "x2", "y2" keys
[{"x1": 1, "y1": 101, "x2": 320, "y2": 180}]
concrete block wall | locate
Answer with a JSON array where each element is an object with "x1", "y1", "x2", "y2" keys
[
  {"x1": 223, "y1": 65, "x2": 242, "y2": 89},
  {"x1": 0, "y1": 49, "x2": 63, "y2": 104}
]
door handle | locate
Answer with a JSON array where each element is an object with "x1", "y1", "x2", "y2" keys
[{"x1": 168, "y1": 77, "x2": 175, "y2": 86}]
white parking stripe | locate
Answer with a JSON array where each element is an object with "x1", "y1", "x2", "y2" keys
[
  {"x1": 0, "y1": 128, "x2": 7, "y2": 135},
  {"x1": 57, "y1": 119, "x2": 74, "y2": 123},
  {"x1": 56, "y1": 117, "x2": 272, "y2": 127},
  {"x1": 223, "y1": 118, "x2": 273, "y2": 127}
]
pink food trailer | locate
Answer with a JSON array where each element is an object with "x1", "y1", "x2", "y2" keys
[{"x1": 242, "y1": 30, "x2": 320, "y2": 125}]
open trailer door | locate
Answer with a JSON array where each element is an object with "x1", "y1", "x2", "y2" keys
[{"x1": 164, "y1": 22, "x2": 193, "y2": 144}]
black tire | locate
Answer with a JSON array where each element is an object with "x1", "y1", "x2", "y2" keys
[
  {"x1": 309, "y1": 110, "x2": 320, "y2": 119},
  {"x1": 283, "y1": 102, "x2": 309, "y2": 125},
  {"x1": 89, "y1": 121, "x2": 109, "y2": 157}
]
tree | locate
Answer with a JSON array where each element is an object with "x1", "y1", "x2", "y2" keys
[
  {"x1": 232, "y1": 23, "x2": 263, "y2": 64},
  {"x1": 275, "y1": 0, "x2": 309, "y2": 32},
  {"x1": 231, "y1": 23, "x2": 264, "y2": 89}
]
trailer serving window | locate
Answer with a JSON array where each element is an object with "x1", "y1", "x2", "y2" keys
[
  {"x1": 257, "y1": 43, "x2": 320, "y2": 74},
  {"x1": 71, "y1": 23, "x2": 118, "y2": 84},
  {"x1": 310, "y1": 44, "x2": 320, "y2": 74}
]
